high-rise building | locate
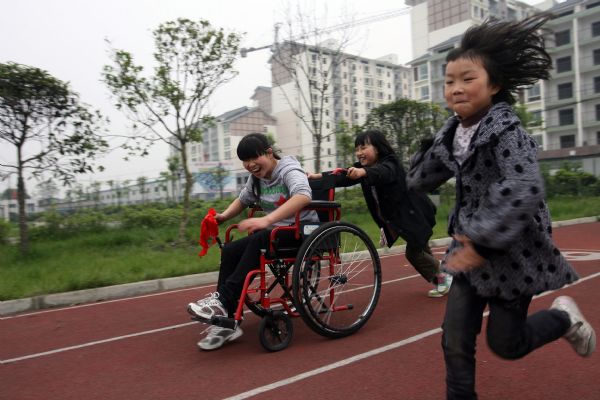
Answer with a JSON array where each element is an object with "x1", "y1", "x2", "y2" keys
[
  {"x1": 537, "y1": 0, "x2": 600, "y2": 174},
  {"x1": 270, "y1": 41, "x2": 411, "y2": 171}
]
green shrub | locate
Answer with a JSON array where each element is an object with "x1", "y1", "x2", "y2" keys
[
  {"x1": 0, "y1": 219, "x2": 11, "y2": 244},
  {"x1": 121, "y1": 207, "x2": 181, "y2": 228}
]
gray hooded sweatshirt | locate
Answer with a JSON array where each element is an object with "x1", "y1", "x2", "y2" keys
[{"x1": 239, "y1": 155, "x2": 319, "y2": 226}]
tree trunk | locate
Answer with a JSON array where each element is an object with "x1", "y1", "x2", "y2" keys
[
  {"x1": 17, "y1": 167, "x2": 29, "y2": 254},
  {"x1": 177, "y1": 146, "x2": 191, "y2": 243}
]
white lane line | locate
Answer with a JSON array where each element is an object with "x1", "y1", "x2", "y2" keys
[
  {"x1": 0, "y1": 322, "x2": 196, "y2": 365},
  {"x1": 221, "y1": 271, "x2": 600, "y2": 400},
  {"x1": 3, "y1": 268, "x2": 598, "y2": 367},
  {"x1": 222, "y1": 327, "x2": 443, "y2": 400},
  {"x1": 0, "y1": 273, "x2": 424, "y2": 364}
]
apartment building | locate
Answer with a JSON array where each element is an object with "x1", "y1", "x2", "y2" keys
[
  {"x1": 270, "y1": 41, "x2": 411, "y2": 171},
  {"x1": 171, "y1": 88, "x2": 277, "y2": 198},
  {"x1": 407, "y1": 0, "x2": 537, "y2": 106},
  {"x1": 406, "y1": 0, "x2": 600, "y2": 175},
  {"x1": 537, "y1": 0, "x2": 600, "y2": 174}
]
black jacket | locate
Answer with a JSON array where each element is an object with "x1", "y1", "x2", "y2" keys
[{"x1": 326, "y1": 154, "x2": 436, "y2": 248}]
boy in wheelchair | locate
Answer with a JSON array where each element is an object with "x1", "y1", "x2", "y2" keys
[{"x1": 187, "y1": 133, "x2": 319, "y2": 350}]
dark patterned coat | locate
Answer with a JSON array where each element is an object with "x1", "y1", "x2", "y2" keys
[{"x1": 407, "y1": 102, "x2": 578, "y2": 300}]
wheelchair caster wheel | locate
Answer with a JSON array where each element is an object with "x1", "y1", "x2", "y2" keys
[{"x1": 259, "y1": 311, "x2": 293, "y2": 352}]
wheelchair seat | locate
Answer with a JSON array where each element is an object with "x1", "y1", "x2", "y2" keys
[{"x1": 269, "y1": 174, "x2": 341, "y2": 258}]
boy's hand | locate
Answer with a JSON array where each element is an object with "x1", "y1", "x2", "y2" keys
[
  {"x1": 347, "y1": 167, "x2": 366, "y2": 180},
  {"x1": 446, "y1": 234, "x2": 485, "y2": 271},
  {"x1": 238, "y1": 217, "x2": 270, "y2": 234},
  {"x1": 306, "y1": 172, "x2": 322, "y2": 180}
]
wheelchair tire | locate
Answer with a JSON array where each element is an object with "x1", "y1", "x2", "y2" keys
[
  {"x1": 292, "y1": 221, "x2": 381, "y2": 338},
  {"x1": 258, "y1": 311, "x2": 294, "y2": 352}
]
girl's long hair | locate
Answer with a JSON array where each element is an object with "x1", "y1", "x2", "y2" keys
[
  {"x1": 355, "y1": 129, "x2": 395, "y2": 160},
  {"x1": 446, "y1": 13, "x2": 553, "y2": 105}
]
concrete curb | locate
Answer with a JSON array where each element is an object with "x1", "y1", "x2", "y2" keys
[
  {"x1": 1, "y1": 216, "x2": 597, "y2": 317},
  {"x1": 0, "y1": 272, "x2": 219, "y2": 317}
]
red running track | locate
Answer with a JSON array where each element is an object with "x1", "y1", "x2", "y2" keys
[{"x1": 1, "y1": 222, "x2": 599, "y2": 400}]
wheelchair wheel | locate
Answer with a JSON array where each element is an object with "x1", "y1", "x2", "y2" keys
[
  {"x1": 292, "y1": 221, "x2": 381, "y2": 338},
  {"x1": 259, "y1": 311, "x2": 294, "y2": 352}
]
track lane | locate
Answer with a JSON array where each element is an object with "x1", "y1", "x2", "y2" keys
[{"x1": 1, "y1": 222, "x2": 598, "y2": 400}]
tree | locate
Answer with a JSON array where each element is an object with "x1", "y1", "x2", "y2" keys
[
  {"x1": 514, "y1": 103, "x2": 542, "y2": 129},
  {"x1": 102, "y1": 18, "x2": 242, "y2": 242},
  {"x1": 334, "y1": 120, "x2": 357, "y2": 168},
  {"x1": 137, "y1": 176, "x2": 148, "y2": 203},
  {"x1": 89, "y1": 181, "x2": 102, "y2": 208},
  {"x1": 364, "y1": 98, "x2": 448, "y2": 165},
  {"x1": 159, "y1": 171, "x2": 171, "y2": 204},
  {"x1": 195, "y1": 163, "x2": 230, "y2": 200},
  {"x1": 271, "y1": 5, "x2": 355, "y2": 172},
  {"x1": 0, "y1": 62, "x2": 107, "y2": 254},
  {"x1": 166, "y1": 155, "x2": 181, "y2": 204},
  {"x1": 36, "y1": 179, "x2": 59, "y2": 205}
]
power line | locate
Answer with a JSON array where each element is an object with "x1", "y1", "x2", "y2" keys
[{"x1": 241, "y1": 7, "x2": 411, "y2": 57}]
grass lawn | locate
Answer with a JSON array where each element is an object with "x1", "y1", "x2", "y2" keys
[{"x1": 0, "y1": 194, "x2": 598, "y2": 301}]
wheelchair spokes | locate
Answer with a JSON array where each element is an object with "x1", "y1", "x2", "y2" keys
[{"x1": 293, "y1": 221, "x2": 381, "y2": 338}]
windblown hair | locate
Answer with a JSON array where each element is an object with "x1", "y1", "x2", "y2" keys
[
  {"x1": 446, "y1": 13, "x2": 553, "y2": 105},
  {"x1": 355, "y1": 129, "x2": 395, "y2": 160}
]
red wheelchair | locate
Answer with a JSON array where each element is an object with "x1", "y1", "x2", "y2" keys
[{"x1": 196, "y1": 172, "x2": 382, "y2": 351}]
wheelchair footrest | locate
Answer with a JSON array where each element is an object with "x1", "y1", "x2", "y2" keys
[{"x1": 211, "y1": 315, "x2": 237, "y2": 330}]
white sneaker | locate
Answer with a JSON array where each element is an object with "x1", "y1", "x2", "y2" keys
[
  {"x1": 428, "y1": 273, "x2": 452, "y2": 298},
  {"x1": 551, "y1": 296, "x2": 596, "y2": 357},
  {"x1": 198, "y1": 325, "x2": 243, "y2": 351},
  {"x1": 187, "y1": 292, "x2": 227, "y2": 321}
]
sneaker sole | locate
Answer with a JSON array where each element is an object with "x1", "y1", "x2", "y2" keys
[
  {"x1": 582, "y1": 325, "x2": 596, "y2": 357},
  {"x1": 552, "y1": 296, "x2": 596, "y2": 357},
  {"x1": 428, "y1": 292, "x2": 447, "y2": 298},
  {"x1": 187, "y1": 304, "x2": 216, "y2": 322},
  {"x1": 428, "y1": 288, "x2": 449, "y2": 298},
  {"x1": 198, "y1": 329, "x2": 243, "y2": 351}
]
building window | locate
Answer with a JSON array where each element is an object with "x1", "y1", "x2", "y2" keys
[
  {"x1": 527, "y1": 84, "x2": 541, "y2": 101},
  {"x1": 592, "y1": 21, "x2": 600, "y2": 37},
  {"x1": 531, "y1": 110, "x2": 542, "y2": 126},
  {"x1": 597, "y1": 131, "x2": 600, "y2": 145},
  {"x1": 556, "y1": 56, "x2": 572, "y2": 73},
  {"x1": 596, "y1": 104, "x2": 600, "y2": 120},
  {"x1": 559, "y1": 108, "x2": 574, "y2": 125},
  {"x1": 560, "y1": 135, "x2": 575, "y2": 148},
  {"x1": 555, "y1": 30, "x2": 570, "y2": 46},
  {"x1": 595, "y1": 76, "x2": 600, "y2": 93},
  {"x1": 594, "y1": 49, "x2": 600, "y2": 65},
  {"x1": 557, "y1": 82, "x2": 573, "y2": 99},
  {"x1": 420, "y1": 86, "x2": 430, "y2": 100},
  {"x1": 414, "y1": 64, "x2": 428, "y2": 81}
]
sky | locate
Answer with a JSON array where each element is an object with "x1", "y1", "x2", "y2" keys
[{"x1": 0, "y1": 0, "x2": 545, "y2": 196}]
